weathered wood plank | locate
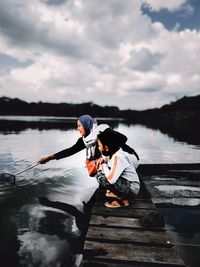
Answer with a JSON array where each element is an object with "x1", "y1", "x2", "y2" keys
[
  {"x1": 82, "y1": 260, "x2": 182, "y2": 266},
  {"x1": 89, "y1": 215, "x2": 165, "y2": 231},
  {"x1": 91, "y1": 206, "x2": 156, "y2": 218},
  {"x1": 86, "y1": 226, "x2": 170, "y2": 246},
  {"x1": 83, "y1": 241, "x2": 185, "y2": 266},
  {"x1": 89, "y1": 215, "x2": 141, "y2": 228}
]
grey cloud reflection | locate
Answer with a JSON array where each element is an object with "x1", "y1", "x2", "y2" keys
[
  {"x1": 18, "y1": 231, "x2": 69, "y2": 266},
  {"x1": 17, "y1": 205, "x2": 77, "y2": 266}
]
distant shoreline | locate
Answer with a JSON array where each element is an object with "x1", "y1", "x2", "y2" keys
[
  {"x1": 0, "y1": 115, "x2": 125, "y2": 121},
  {"x1": 0, "y1": 95, "x2": 200, "y2": 146}
]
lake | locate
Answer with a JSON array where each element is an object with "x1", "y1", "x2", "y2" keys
[{"x1": 0, "y1": 116, "x2": 200, "y2": 266}]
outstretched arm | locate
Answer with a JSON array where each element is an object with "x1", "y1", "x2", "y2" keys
[{"x1": 38, "y1": 137, "x2": 85, "y2": 164}]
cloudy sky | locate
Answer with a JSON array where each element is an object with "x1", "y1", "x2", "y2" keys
[{"x1": 0, "y1": 0, "x2": 199, "y2": 110}]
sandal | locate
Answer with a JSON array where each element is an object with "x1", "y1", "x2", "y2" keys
[
  {"x1": 105, "y1": 190, "x2": 120, "y2": 199},
  {"x1": 105, "y1": 198, "x2": 129, "y2": 208}
]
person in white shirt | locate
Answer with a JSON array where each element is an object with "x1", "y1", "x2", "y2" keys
[{"x1": 96, "y1": 128, "x2": 140, "y2": 208}]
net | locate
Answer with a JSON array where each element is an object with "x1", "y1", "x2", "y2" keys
[{"x1": 0, "y1": 173, "x2": 16, "y2": 187}]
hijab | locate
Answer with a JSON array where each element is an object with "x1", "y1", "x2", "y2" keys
[
  {"x1": 78, "y1": 115, "x2": 97, "y2": 137},
  {"x1": 78, "y1": 115, "x2": 110, "y2": 159}
]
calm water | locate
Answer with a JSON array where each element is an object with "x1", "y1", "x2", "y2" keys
[{"x1": 0, "y1": 117, "x2": 200, "y2": 266}]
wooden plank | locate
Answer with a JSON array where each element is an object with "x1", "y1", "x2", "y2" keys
[
  {"x1": 86, "y1": 226, "x2": 170, "y2": 246},
  {"x1": 83, "y1": 241, "x2": 185, "y2": 266},
  {"x1": 82, "y1": 260, "x2": 181, "y2": 266},
  {"x1": 81, "y1": 259, "x2": 182, "y2": 267},
  {"x1": 89, "y1": 215, "x2": 165, "y2": 231},
  {"x1": 89, "y1": 215, "x2": 141, "y2": 228},
  {"x1": 91, "y1": 206, "x2": 156, "y2": 218}
]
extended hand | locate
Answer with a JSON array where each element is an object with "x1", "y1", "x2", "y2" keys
[{"x1": 37, "y1": 155, "x2": 54, "y2": 164}]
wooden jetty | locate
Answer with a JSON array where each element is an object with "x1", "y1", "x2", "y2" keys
[{"x1": 81, "y1": 163, "x2": 200, "y2": 266}]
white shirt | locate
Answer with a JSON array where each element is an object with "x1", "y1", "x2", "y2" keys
[
  {"x1": 101, "y1": 148, "x2": 140, "y2": 184},
  {"x1": 83, "y1": 124, "x2": 109, "y2": 159}
]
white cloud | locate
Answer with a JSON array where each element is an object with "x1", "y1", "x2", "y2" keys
[{"x1": 0, "y1": 0, "x2": 199, "y2": 109}]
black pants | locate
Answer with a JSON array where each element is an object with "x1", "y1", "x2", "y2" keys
[{"x1": 95, "y1": 170, "x2": 140, "y2": 199}]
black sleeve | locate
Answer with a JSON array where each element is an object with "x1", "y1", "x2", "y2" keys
[{"x1": 54, "y1": 137, "x2": 86, "y2": 160}]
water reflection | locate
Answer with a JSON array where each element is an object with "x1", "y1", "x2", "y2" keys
[
  {"x1": 161, "y1": 207, "x2": 200, "y2": 267},
  {"x1": 0, "y1": 117, "x2": 200, "y2": 266},
  {"x1": 0, "y1": 116, "x2": 121, "y2": 135},
  {"x1": 1, "y1": 115, "x2": 200, "y2": 147}
]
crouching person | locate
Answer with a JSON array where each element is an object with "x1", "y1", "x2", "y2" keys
[{"x1": 95, "y1": 128, "x2": 140, "y2": 208}]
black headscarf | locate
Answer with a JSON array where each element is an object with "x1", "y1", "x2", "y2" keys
[
  {"x1": 98, "y1": 128, "x2": 139, "y2": 159},
  {"x1": 98, "y1": 128, "x2": 127, "y2": 154}
]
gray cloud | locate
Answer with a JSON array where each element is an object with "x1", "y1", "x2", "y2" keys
[
  {"x1": 0, "y1": 0, "x2": 89, "y2": 59},
  {"x1": 41, "y1": 0, "x2": 68, "y2": 6},
  {"x1": 137, "y1": 86, "x2": 162, "y2": 93},
  {"x1": 125, "y1": 48, "x2": 164, "y2": 71},
  {"x1": 77, "y1": 1, "x2": 158, "y2": 49}
]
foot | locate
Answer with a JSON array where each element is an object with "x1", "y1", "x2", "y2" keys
[
  {"x1": 105, "y1": 198, "x2": 129, "y2": 208},
  {"x1": 106, "y1": 190, "x2": 120, "y2": 199}
]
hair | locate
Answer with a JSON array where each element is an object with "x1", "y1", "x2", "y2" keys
[
  {"x1": 122, "y1": 143, "x2": 139, "y2": 160},
  {"x1": 97, "y1": 128, "x2": 127, "y2": 155}
]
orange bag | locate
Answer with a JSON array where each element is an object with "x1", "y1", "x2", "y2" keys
[{"x1": 86, "y1": 158, "x2": 102, "y2": 177}]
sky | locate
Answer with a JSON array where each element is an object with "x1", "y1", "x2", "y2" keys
[{"x1": 0, "y1": 0, "x2": 199, "y2": 110}]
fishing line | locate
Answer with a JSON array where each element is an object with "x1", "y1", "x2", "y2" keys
[{"x1": 14, "y1": 163, "x2": 39, "y2": 176}]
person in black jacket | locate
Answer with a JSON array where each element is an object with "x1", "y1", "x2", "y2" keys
[{"x1": 37, "y1": 115, "x2": 109, "y2": 168}]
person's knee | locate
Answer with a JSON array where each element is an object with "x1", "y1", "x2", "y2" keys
[{"x1": 95, "y1": 170, "x2": 109, "y2": 186}]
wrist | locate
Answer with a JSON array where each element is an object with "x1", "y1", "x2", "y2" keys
[{"x1": 49, "y1": 155, "x2": 55, "y2": 160}]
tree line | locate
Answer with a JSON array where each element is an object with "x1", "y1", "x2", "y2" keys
[{"x1": 0, "y1": 95, "x2": 200, "y2": 145}]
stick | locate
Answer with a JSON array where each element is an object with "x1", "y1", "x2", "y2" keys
[{"x1": 14, "y1": 163, "x2": 39, "y2": 176}]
